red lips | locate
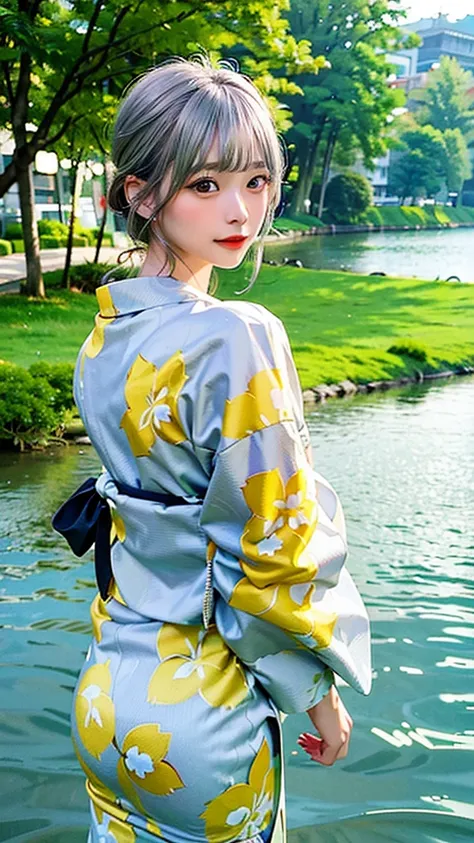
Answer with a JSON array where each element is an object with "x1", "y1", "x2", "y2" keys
[{"x1": 215, "y1": 235, "x2": 248, "y2": 250}]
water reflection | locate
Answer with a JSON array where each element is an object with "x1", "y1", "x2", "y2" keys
[
  {"x1": 1, "y1": 376, "x2": 474, "y2": 841},
  {"x1": 265, "y1": 227, "x2": 474, "y2": 282}
]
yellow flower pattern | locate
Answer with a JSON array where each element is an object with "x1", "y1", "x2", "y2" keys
[
  {"x1": 222, "y1": 368, "x2": 292, "y2": 440},
  {"x1": 120, "y1": 351, "x2": 188, "y2": 457},
  {"x1": 200, "y1": 738, "x2": 274, "y2": 842},
  {"x1": 110, "y1": 502, "x2": 126, "y2": 545},
  {"x1": 148, "y1": 623, "x2": 248, "y2": 709},
  {"x1": 240, "y1": 467, "x2": 318, "y2": 580},
  {"x1": 91, "y1": 593, "x2": 112, "y2": 643},
  {"x1": 116, "y1": 723, "x2": 184, "y2": 809},
  {"x1": 229, "y1": 577, "x2": 337, "y2": 649},
  {"x1": 76, "y1": 661, "x2": 115, "y2": 759},
  {"x1": 91, "y1": 802, "x2": 137, "y2": 843}
]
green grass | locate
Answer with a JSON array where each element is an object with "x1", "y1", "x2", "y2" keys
[
  {"x1": 363, "y1": 204, "x2": 474, "y2": 229},
  {"x1": 2, "y1": 264, "x2": 474, "y2": 388}
]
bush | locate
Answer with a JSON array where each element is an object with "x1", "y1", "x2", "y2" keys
[
  {"x1": 72, "y1": 235, "x2": 89, "y2": 247},
  {"x1": 4, "y1": 222, "x2": 22, "y2": 240},
  {"x1": 69, "y1": 260, "x2": 134, "y2": 293},
  {"x1": 325, "y1": 172, "x2": 373, "y2": 224},
  {"x1": 92, "y1": 228, "x2": 114, "y2": 246},
  {"x1": 40, "y1": 235, "x2": 62, "y2": 249},
  {"x1": 74, "y1": 224, "x2": 95, "y2": 246},
  {"x1": 387, "y1": 340, "x2": 428, "y2": 362},
  {"x1": 0, "y1": 239, "x2": 12, "y2": 255},
  {"x1": 38, "y1": 219, "x2": 69, "y2": 239},
  {"x1": 28, "y1": 362, "x2": 75, "y2": 413},
  {"x1": 11, "y1": 239, "x2": 25, "y2": 253},
  {"x1": 0, "y1": 362, "x2": 62, "y2": 449}
]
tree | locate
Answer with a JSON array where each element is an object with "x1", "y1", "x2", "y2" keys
[
  {"x1": 443, "y1": 127, "x2": 472, "y2": 198},
  {"x1": 0, "y1": 0, "x2": 323, "y2": 297},
  {"x1": 325, "y1": 172, "x2": 373, "y2": 223},
  {"x1": 281, "y1": 0, "x2": 412, "y2": 216},
  {"x1": 389, "y1": 125, "x2": 447, "y2": 204},
  {"x1": 411, "y1": 56, "x2": 474, "y2": 137}
]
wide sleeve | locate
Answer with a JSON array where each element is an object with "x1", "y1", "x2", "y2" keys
[{"x1": 195, "y1": 305, "x2": 372, "y2": 713}]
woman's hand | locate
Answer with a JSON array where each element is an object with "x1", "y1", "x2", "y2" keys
[{"x1": 298, "y1": 685, "x2": 353, "y2": 766}]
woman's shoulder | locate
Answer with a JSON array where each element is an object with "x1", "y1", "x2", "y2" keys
[{"x1": 198, "y1": 296, "x2": 282, "y2": 336}]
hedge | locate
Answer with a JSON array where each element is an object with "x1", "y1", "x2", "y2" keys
[
  {"x1": 0, "y1": 360, "x2": 75, "y2": 449},
  {"x1": 0, "y1": 239, "x2": 12, "y2": 255}
]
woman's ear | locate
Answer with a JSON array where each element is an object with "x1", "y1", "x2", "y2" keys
[{"x1": 124, "y1": 175, "x2": 155, "y2": 219}]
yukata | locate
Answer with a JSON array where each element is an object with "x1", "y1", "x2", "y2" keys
[{"x1": 68, "y1": 274, "x2": 371, "y2": 843}]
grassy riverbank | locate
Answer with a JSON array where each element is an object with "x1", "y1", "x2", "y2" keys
[
  {"x1": 274, "y1": 204, "x2": 474, "y2": 233},
  {"x1": 1, "y1": 264, "x2": 474, "y2": 388}
]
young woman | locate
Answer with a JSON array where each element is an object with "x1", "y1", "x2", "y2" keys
[{"x1": 54, "y1": 57, "x2": 371, "y2": 843}]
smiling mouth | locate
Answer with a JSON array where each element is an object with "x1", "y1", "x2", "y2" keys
[{"x1": 214, "y1": 235, "x2": 248, "y2": 248}]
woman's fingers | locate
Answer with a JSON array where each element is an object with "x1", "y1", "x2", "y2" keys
[{"x1": 297, "y1": 725, "x2": 350, "y2": 765}]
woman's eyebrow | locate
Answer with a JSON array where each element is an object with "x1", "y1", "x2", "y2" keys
[{"x1": 200, "y1": 160, "x2": 267, "y2": 171}]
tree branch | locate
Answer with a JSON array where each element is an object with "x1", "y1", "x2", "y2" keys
[
  {"x1": 81, "y1": 0, "x2": 107, "y2": 56},
  {"x1": 2, "y1": 62, "x2": 14, "y2": 107}
]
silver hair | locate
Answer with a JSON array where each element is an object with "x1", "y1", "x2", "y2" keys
[{"x1": 107, "y1": 55, "x2": 285, "y2": 294}]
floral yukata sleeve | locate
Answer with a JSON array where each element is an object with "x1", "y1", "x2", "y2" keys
[{"x1": 197, "y1": 305, "x2": 372, "y2": 713}]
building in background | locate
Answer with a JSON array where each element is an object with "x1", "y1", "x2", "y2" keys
[
  {"x1": 354, "y1": 15, "x2": 474, "y2": 206},
  {"x1": 400, "y1": 14, "x2": 474, "y2": 73}
]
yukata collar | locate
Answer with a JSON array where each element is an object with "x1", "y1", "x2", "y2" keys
[{"x1": 95, "y1": 274, "x2": 216, "y2": 317}]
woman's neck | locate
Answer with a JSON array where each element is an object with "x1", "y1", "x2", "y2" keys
[{"x1": 138, "y1": 247, "x2": 212, "y2": 294}]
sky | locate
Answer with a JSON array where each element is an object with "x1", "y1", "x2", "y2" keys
[{"x1": 400, "y1": 0, "x2": 473, "y2": 23}]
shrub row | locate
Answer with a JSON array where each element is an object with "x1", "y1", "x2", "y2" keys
[
  {"x1": 0, "y1": 361, "x2": 75, "y2": 450},
  {"x1": 4, "y1": 220, "x2": 114, "y2": 250},
  {"x1": 0, "y1": 239, "x2": 12, "y2": 255}
]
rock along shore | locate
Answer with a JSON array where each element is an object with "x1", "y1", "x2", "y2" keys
[{"x1": 302, "y1": 365, "x2": 474, "y2": 406}]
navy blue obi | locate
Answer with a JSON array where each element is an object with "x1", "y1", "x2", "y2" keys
[{"x1": 52, "y1": 477, "x2": 191, "y2": 600}]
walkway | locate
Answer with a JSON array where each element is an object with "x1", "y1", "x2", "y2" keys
[{"x1": 0, "y1": 247, "x2": 125, "y2": 292}]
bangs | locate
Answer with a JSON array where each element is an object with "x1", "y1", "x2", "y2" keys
[{"x1": 169, "y1": 83, "x2": 284, "y2": 198}]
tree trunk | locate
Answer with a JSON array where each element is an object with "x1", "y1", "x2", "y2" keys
[
  {"x1": 17, "y1": 158, "x2": 44, "y2": 298},
  {"x1": 317, "y1": 127, "x2": 338, "y2": 220},
  {"x1": 93, "y1": 207, "x2": 107, "y2": 264},
  {"x1": 290, "y1": 121, "x2": 327, "y2": 216},
  {"x1": 289, "y1": 139, "x2": 310, "y2": 215},
  {"x1": 62, "y1": 159, "x2": 80, "y2": 289}
]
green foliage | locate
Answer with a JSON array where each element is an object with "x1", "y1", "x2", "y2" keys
[
  {"x1": 28, "y1": 361, "x2": 75, "y2": 413},
  {"x1": 283, "y1": 0, "x2": 408, "y2": 213},
  {"x1": 411, "y1": 57, "x2": 474, "y2": 136},
  {"x1": 325, "y1": 173, "x2": 373, "y2": 223},
  {"x1": 11, "y1": 239, "x2": 25, "y2": 253},
  {"x1": 390, "y1": 125, "x2": 447, "y2": 202},
  {"x1": 443, "y1": 128, "x2": 472, "y2": 194},
  {"x1": 5, "y1": 223, "x2": 22, "y2": 240},
  {"x1": 72, "y1": 235, "x2": 89, "y2": 248},
  {"x1": 387, "y1": 341, "x2": 428, "y2": 362},
  {"x1": 0, "y1": 239, "x2": 12, "y2": 255},
  {"x1": 92, "y1": 228, "x2": 114, "y2": 247},
  {"x1": 37, "y1": 219, "x2": 68, "y2": 239},
  {"x1": 40, "y1": 236, "x2": 62, "y2": 249},
  {"x1": 69, "y1": 260, "x2": 134, "y2": 293},
  {"x1": 0, "y1": 362, "x2": 62, "y2": 449}
]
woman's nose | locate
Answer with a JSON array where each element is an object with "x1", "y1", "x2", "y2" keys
[{"x1": 224, "y1": 191, "x2": 249, "y2": 225}]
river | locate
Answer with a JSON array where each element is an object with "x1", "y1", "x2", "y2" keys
[
  {"x1": 1, "y1": 376, "x2": 473, "y2": 842},
  {"x1": 265, "y1": 227, "x2": 474, "y2": 282}
]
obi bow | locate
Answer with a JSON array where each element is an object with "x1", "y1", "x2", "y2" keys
[{"x1": 52, "y1": 476, "x2": 192, "y2": 600}]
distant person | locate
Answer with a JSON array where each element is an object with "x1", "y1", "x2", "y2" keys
[{"x1": 53, "y1": 56, "x2": 371, "y2": 843}]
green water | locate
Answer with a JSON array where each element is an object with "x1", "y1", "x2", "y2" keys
[
  {"x1": 1, "y1": 376, "x2": 473, "y2": 842},
  {"x1": 265, "y1": 227, "x2": 474, "y2": 282}
]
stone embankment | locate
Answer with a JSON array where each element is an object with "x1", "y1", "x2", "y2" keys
[{"x1": 302, "y1": 365, "x2": 474, "y2": 406}]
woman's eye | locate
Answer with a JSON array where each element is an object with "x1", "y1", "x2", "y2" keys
[
  {"x1": 248, "y1": 174, "x2": 270, "y2": 190},
  {"x1": 191, "y1": 179, "x2": 218, "y2": 194}
]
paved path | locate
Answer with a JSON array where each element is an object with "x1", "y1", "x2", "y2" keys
[{"x1": 0, "y1": 247, "x2": 125, "y2": 292}]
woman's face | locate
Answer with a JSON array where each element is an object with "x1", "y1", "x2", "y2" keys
[{"x1": 158, "y1": 153, "x2": 271, "y2": 273}]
